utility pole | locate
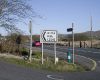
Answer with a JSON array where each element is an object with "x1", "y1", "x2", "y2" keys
[
  {"x1": 90, "y1": 16, "x2": 93, "y2": 48},
  {"x1": 72, "y1": 23, "x2": 74, "y2": 64},
  {"x1": 29, "y1": 21, "x2": 32, "y2": 62}
]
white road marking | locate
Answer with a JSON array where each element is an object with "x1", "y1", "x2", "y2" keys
[
  {"x1": 76, "y1": 50, "x2": 87, "y2": 52},
  {"x1": 87, "y1": 51, "x2": 92, "y2": 52},
  {"x1": 47, "y1": 75, "x2": 64, "y2": 80},
  {"x1": 98, "y1": 61, "x2": 100, "y2": 63},
  {"x1": 45, "y1": 45, "x2": 100, "y2": 54},
  {"x1": 74, "y1": 49, "x2": 100, "y2": 54},
  {"x1": 93, "y1": 52, "x2": 100, "y2": 54}
]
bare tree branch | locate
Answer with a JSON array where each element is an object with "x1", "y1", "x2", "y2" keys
[{"x1": 0, "y1": 0, "x2": 39, "y2": 33}]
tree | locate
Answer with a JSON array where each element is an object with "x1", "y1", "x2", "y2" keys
[
  {"x1": 0, "y1": 0, "x2": 39, "y2": 32},
  {"x1": 1, "y1": 32, "x2": 25, "y2": 55}
]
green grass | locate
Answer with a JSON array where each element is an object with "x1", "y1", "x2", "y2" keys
[
  {"x1": 32, "y1": 51, "x2": 42, "y2": 59},
  {"x1": 0, "y1": 56, "x2": 85, "y2": 72}
]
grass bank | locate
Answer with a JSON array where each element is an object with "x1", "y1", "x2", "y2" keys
[{"x1": 0, "y1": 52, "x2": 86, "y2": 72}]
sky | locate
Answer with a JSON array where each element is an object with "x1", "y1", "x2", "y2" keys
[{"x1": 1, "y1": 0, "x2": 100, "y2": 35}]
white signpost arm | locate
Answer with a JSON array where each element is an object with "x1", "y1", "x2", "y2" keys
[
  {"x1": 54, "y1": 43, "x2": 57, "y2": 64},
  {"x1": 42, "y1": 42, "x2": 44, "y2": 64}
]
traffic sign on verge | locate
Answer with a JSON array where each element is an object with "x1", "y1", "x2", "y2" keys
[
  {"x1": 40, "y1": 30, "x2": 58, "y2": 43},
  {"x1": 67, "y1": 23, "x2": 74, "y2": 64},
  {"x1": 67, "y1": 28, "x2": 73, "y2": 32},
  {"x1": 40, "y1": 30, "x2": 58, "y2": 64}
]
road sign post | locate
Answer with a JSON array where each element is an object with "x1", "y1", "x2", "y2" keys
[
  {"x1": 54, "y1": 43, "x2": 57, "y2": 64},
  {"x1": 41, "y1": 42, "x2": 44, "y2": 64},
  {"x1": 67, "y1": 23, "x2": 74, "y2": 64},
  {"x1": 67, "y1": 51, "x2": 72, "y2": 63},
  {"x1": 72, "y1": 23, "x2": 74, "y2": 64},
  {"x1": 40, "y1": 30, "x2": 58, "y2": 64}
]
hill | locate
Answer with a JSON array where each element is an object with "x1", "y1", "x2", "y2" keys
[
  {"x1": 82, "y1": 30, "x2": 100, "y2": 36},
  {"x1": 59, "y1": 30, "x2": 100, "y2": 40}
]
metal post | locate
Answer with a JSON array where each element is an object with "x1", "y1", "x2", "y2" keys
[
  {"x1": 90, "y1": 16, "x2": 93, "y2": 48},
  {"x1": 54, "y1": 43, "x2": 57, "y2": 64},
  {"x1": 72, "y1": 23, "x2": 74, "y2": 64},
  {"x1": 42, "y1": 42, "x2": 44, "y2": 64},
  {"x1": 68, "y1": 41, "x2": 70, "y2": 47},
  {"x1": 84, "y1": 41, "x2": 85, "y2": 48},
  {"x1": 80, "y1": 41, "x2": 82, "y2": 48},
  {"x1": 29, "y1": 21, "x2": 32, "y2": 62}
]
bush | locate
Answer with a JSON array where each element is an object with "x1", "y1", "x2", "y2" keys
[{"x1": 21, "y1": 48, "x2": 29, "y2": 56}]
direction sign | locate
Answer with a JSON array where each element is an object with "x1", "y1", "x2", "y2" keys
[
  {"x1": 40, "y1": 30, "x2": 58, "y2": 43},
  {"x1": 67, "y1": 28, "x2": 73, "y2": 32}
]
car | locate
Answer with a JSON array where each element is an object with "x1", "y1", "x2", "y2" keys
[{"x1": 32, "y1": 41, "x2": 41, "y2": 47}]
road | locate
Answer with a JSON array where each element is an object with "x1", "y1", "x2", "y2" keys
[
  {"x1": 43, "y1": 45, "x2": 100, "y2": 71},
  {"x1": 0, "y1": 60, "x2": 100, "y2": 80},
  {"x1": 0, "y1": 44, "x2": 100, "y2": 80}
]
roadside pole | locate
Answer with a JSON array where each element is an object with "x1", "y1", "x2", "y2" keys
[
  {"x1": 42, "y1": 42, "x2": 44, "y2": 64},
  {"x1": 90, "y1": 16, "x2": 93, "y2": 48},
  {"x1": 54, "y1": 43, "x2": 57, "y2": 64},
  {"x1": 29, "y1": 21, "x2": 32, "y2": 62},
  {"x1": 72, "y1": 23, "x2": 74, "y2": 64}
]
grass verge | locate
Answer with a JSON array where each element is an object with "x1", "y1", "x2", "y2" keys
[{"x1": 0, "y1": 51, "x2": 86, "y2": 72}]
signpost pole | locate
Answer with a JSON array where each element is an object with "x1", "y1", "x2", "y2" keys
[
  {"x1": 72, "y1": 23, "x2": 74, "y2": 64},
  {"x1": 42, "y1": 42, "x2": 44, "y2": 64},
  {"x1": 29, "y1": 21, "x2": 32, "y2": 62},
  {"x1": 54, "y1": 42, "x2": 57, "y2": 64}
]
